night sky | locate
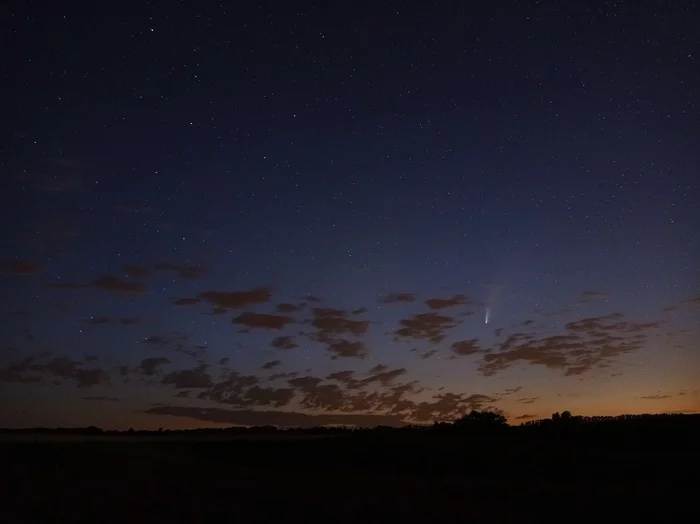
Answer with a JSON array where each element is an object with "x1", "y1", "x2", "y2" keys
[{"x1": 1, "y1": 1, "x2": 698, "y2": 430}]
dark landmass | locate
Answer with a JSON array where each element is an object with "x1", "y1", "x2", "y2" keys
[{"x1": 2, "y1": 412, "x2": 698, "y2": 522}]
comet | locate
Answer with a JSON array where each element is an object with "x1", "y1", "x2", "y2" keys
[{"x1": 485, "y1": 307, "x2": 491, "y2": 324}]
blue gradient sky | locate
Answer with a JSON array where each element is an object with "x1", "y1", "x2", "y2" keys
[{"x1": 1, "y1": 1, "x2": 698, "y2": 429}]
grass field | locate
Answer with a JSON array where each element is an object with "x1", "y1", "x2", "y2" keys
[{"x1": 2, "y1": 432, "x2": 696, "y2": 522}]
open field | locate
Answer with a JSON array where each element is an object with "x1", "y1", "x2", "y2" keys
[{"x1": 2, "y1": 432, "x2": 697, "y2": 523}]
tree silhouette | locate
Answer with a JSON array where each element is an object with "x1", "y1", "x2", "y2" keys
[{"x1": 453, "y1": 410, "x2": 507, "y2": 431}]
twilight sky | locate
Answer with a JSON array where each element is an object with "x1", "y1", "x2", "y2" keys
[{"x1": 1, "y1": 1, "x2": 698, "y2": 429}]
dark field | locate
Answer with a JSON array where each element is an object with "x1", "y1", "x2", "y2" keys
[{"x1": 2, "y1": 432, "x2": 697, "y2": 523}]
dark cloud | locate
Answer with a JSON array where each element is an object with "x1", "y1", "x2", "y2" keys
[
  {"x1": 198, "y1": 287, "x2": 272, "y2": 310},
  {"x1": 407, "y1": 393, "x2": 498, "y2": 422},
  {"x1": 420, "y1": 349, "x2": 438, "y2": 359},
  {"x1": 517, "y1": 397, "x2": 539, "y2": 404},
  {"x1": 380, "y1": 292, "x2": 415, "y2": 304},
  {"x1": 81, "y1": 396, "x2": 120, "y2": 402},
  {"x1": 233, "y1": 312, "x2": 296, "y2": 330},
  {"x1": 308, "y1": 307, "x2": 369, "y2": 358},
  {"x1": 144, "y1": 405, "x2": 407, "y2": 428},
  {"x1": 271, "y1": 336, "x2": 298, "y2": 350},
  {"x1": 261, "y1": 360, "x2": 282, "y2": 370},
  {"x1": 172, "y1": 297, "x2": 202, "y2": 306},
  {"x1": 425, "y1": 294, "x2": 469, "y2": 310},
  {"x1": 198, "y1": 371, "x2": 260, "y2": 404},
  {"x1": 514, "y1": 414, "x2": 537, "y2": 420},
  {"x1": 269, "y1": 371, "x2": 299, "y2": 381},
  {"x1": 578, "y1": 290, "x2": 611, "y2": 303},
  {"x1": 0, "y1": 259, "x2": 41, "y2": 275},
  {"x1": 663, "y1": 295, "x2": 700, "y2": 313},
  {"x1": 119, "y1": 317, "x2": 141, "y2": 325},
  {"x1": 394, "y1": 312, "x2": 459, "y2": 344},
  {"x1": 451, "y1": 339, "x2": 482, "y2": 357},
  {"x1": 0, "y1": 356, "x2": 110, "y2": 387},
  {"x1": 123, "y1": 265, "x2": 152, "y2": 279},
  {"x1": 140, "y1": 357, "x2": 170, "y2": 376},
  {"x1": 480, "y1": 312, "x2": 661, "y2": 377},
  {"x1": 94, "y1": 275, "x2": 147, "y2": 294},
  {"x1": 140, "y1": 332, "x2": 196, "y2": 357},
  {"x1": 326, "y1": 340, "x2": 366, "y2": 359},
  {"x1": 162, "y1": 365, "x2": 213, "y2": 389},
  {"x1": 276, "y1": 303, "x2": 304, "y2": 313}
]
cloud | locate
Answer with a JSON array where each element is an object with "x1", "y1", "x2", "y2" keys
[
  {"x1": 261, "y1": 360, "x2": 282, "y2": 370},
  {"x1": 517, "y1": 397, "x2": 539, "y2": 404},
  {"x1": 577, "y1": 290, "x2": 611, "y2": 303},
  {"x1": 380, "y1": 293, "x2": 415, "y2": 304},
  {"x1": 172, "y1": 297, "x2": 202, "y2": 306},
  {"x1": 123, "y1": 265, "x2": 152, "y2": 279},
  {"x1": 308, "y1": 307, "x2": 370, "y2": 358},
  {"x1": 420, "y1": 349, "x2": 438, "y2": 359},
  {"x1": 233, "y1": 312, "x2": 296, "y2": 330},
  {"x1": 394, "y1": 312, "x2": 459, "y2": 344},
  {"x1": 450, "y1": 339, "x2": 482, "y2": 356},
  {"x1": 81, "y1": 396, "x2": 120, "y2": 402},
  {"x1": 640, "y1": 394, "x2": 672, "y2": 400},
  {"x1": 276, "y1": 303, "x2": 304, "y2": 313},
  {"x1": 140, "y1": 357, "x2": 171, "y2": 376},
  {"x1": 663, "y1": 295, "x2": 700, "y2": 313},
  {"x1": 0, "y1": 259, "x2": 41, "y2": 275},
  {"x1": 162, "y1": 365, "x2": 213, "y2": 389},
  {"x1": 514, "y1": 413, "x2": 537, "y2": 420},
  {"x1": 326, "y1": 340, "x2": 366, "y2": 359},
  {"x1": 479, "y1": 312, "x2": 661, "y2": 377},
  {"x1": 425, "y1": 294, "x2": 469, "y2": 310},
  {"x1": 144, "y1": 405, "x2": 407, "y2": 428},
  {"x1": 94, "y1": 275, "x2": 147, "y2": 294},
  {"x1": 271, "y1": 336, "x2": 298, "y2": 350},
  {"x1": 0, "y1": 355, "x2": 110, "y2": 387},
  {"x1": 198, "y1": 287, "x2": 272, "y2": 310}
]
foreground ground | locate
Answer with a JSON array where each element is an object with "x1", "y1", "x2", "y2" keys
[{"x1": 2, "y1": 432, "x2": 696, "y2": 522}]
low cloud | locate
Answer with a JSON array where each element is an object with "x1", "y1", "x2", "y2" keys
[
  {"x1": 144, "y1": 405, "x2": 407, "y2": 429},
  {"x1": 172, "y1": 297, "x2": 202, "y2": 306},
  {"x1": 198, "y1": 287, "x2": 272, "y2": 310},
  {"x1": 380, "y1": 293, "x2": 415, "y2": 304},
  {"x1": 261, "y1": 360, "x2": 282, "y2": 370},
  {"x1": 451, "y1": 339, "x2": 482, "y2": 357},
  {"x1": 81, "y1": 396, "x2": 120, "y2": 402},
  {"x1": 1, "y1": 259, "x2": 41, "y2": 275},
  {"x1": 233, "y1": 312, "x2": 296, "y2": 330},
  {"x1": 271, "y1": 336, "x2": 298, "y2": 350},
  {"x1": 162, "y1": 365, "x2": 213, "y2": 389},
  {"x1": 394, "y1": 312, "x2": 459, "y2": 344},
  {"x1": 140, "y1": 357, "x2": 171, "y2": 376},
  {"x1": 425, "y1": 294, "x2": 469, "y2": 310},
  {"x1": 479, "y1": 312, "x2": 662, "y2": 377}
]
